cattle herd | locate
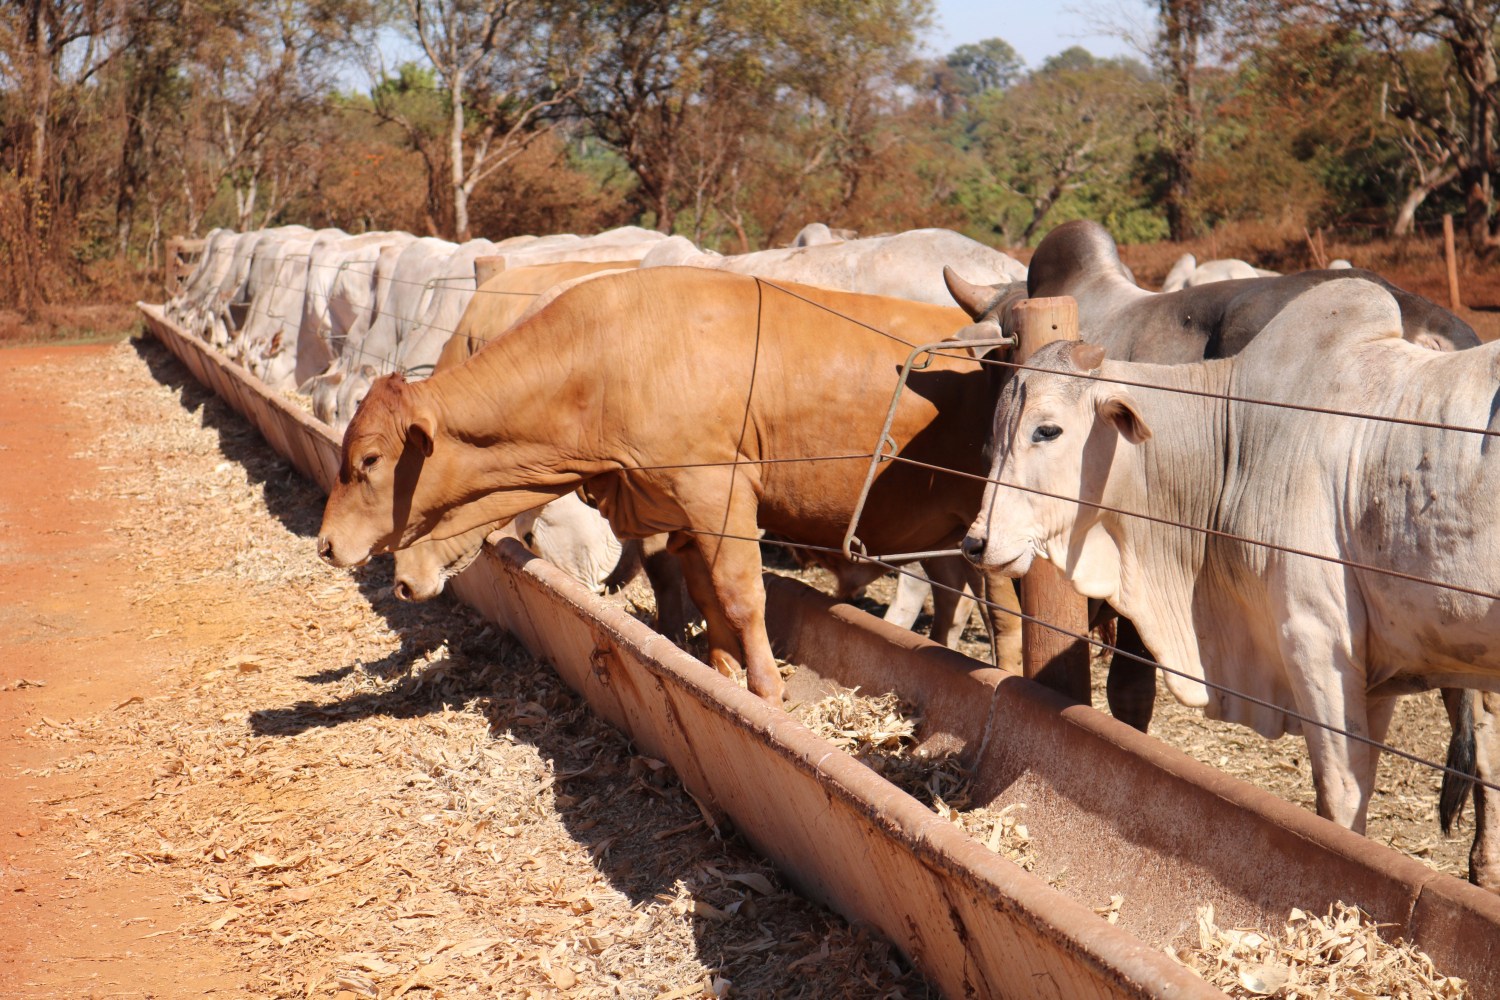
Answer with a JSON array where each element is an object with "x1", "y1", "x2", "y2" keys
[{"x1": 165, "y1": 219, "x2": 1498, "y2": 893}]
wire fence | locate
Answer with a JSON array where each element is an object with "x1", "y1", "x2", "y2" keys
[{"x1": 166, "y1": 234, "x2": 1500, "y2": 806}]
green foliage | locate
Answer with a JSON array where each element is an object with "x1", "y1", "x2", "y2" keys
[{"x1": 946, "y1": 37, "x2": 1023, "y2": 95}]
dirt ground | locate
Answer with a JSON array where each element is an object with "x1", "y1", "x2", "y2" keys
[
  {"x1": 0, "y1": 331, "x2": 1479, "y2": 1000},
  {"x1": 0, "y1": 339, "x2": 936, "y2": 999}
]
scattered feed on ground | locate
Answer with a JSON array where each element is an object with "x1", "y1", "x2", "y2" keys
[{"x1": 2, "y1": 338, "x2": 936, "y2": 998}]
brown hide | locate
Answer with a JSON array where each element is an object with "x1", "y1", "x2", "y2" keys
[{"x1": 436, "y1": 259, "x2": 641, "y2": 369}]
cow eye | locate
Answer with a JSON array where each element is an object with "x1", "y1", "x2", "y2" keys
[
  {"x1": 1032, "y1": 424, "x2": 1062, "y2": 443},
  {"x1": 361, "y1": 454, "x2": 380, "y2": 470}
]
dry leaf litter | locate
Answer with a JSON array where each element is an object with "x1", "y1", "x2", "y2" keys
[
  {"x1": 792, "y1": 689, "x2": 1037, "y2": 871},
  {"x1": 1168, "y1": 902, "x2": 1467, "y2": 999},
  {"x1": 26, "y1": 338, "x2": 937, "y2": 999}
]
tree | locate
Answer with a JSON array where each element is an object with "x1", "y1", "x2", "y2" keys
[
  {"x1": 967, "y1": 52, "x2": 1157, "y2": 243},
  {"x1": 947, "y1": 37, "x2": 1023, "y2": 95},
  {"x1": 1156, "y1": 0, "x2": 1214, "y2": 239},
  {"x1": 375, "y1": 0, "x2": 588, "y2": 241},
  {"x1": 1335, "y1": 0, "x2": 1499, "y2": 249}
]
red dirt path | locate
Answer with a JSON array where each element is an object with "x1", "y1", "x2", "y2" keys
[{"x1": 0, "y1": 342, "x2": 246, "y2": 998}]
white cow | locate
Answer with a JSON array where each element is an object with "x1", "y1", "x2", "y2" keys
[
  {"x1": 168, "y1": 228, "x2": 238, "y2": 331},
  {"x1": 1160, "y1": 252, "x2": 1277, "y2": 292},
  {"x1": 204, "y1": 226, "x2": 314, "y2": 349},
  {"x1": 644, "y1": 227, "x2": 1027, "y2": 305},
  {"x1": 292, "y1": 232, "x2": 416, "y2": 388},
  {"x1": 962, "y1": 278, "x2": 1500, "y2": 889}
]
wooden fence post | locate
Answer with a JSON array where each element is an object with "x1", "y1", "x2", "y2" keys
[
  {"x1": 1009, "y1": 295, "x2": 1093, "y2": 706},
  {"x1": 474, "y1": 256, "x2": 507, "y2": 287},
  {"x1": 1443, "y1": 214, "x2": 1462, "y2": 311}
]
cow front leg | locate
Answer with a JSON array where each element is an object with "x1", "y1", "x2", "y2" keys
[
  {"x1": 1106, "y1": 616, "x2": 1157, "y2": 732},
  {"x1": 883, "y1": 563, "x2": 929, "y2": 630},
  {"x1": 641, "y1": 533, "x2": 698, "y2": 645},
  {"x1": 1277, "y1": 610, "x2": 1376, "y2": 832},
  {"x1": 672, "y1": 530, "x2": 786, "y2": 704}
]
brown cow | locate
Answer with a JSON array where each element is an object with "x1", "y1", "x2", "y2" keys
[
  {"x1": 317, "y1": 267, "x2": 1018, "y2": 702},
  {"x1": 391, "y1": 260, "x2": 700, "y2": 641}
]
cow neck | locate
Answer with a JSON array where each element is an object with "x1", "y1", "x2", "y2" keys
[
  {"x1": 1103, "y1": 356, "x2": 1233, "y2": 708},
  {"x1": 422, "y1": 330, "x2": 616, "y2": 497}
]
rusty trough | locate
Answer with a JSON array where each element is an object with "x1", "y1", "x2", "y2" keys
[{"x1": 139, "y1": 302, "x2": 1500, "y2": 998}]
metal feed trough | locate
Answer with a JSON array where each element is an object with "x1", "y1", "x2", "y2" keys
[{"x1": 139, "y1": 302, "x2": 1500, "y2": 999}]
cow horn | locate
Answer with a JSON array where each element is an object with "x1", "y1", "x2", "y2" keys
[
  {"x1": 944, "y1": 266, "x2": 1005, "y2": 322},
  {"x1": 1069, "y1": 342, "x2": 1106, "y2": 372}
]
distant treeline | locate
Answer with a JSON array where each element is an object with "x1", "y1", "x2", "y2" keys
[{"x1": 3, "y1": 0, "x2": 1498, "y2": 313}]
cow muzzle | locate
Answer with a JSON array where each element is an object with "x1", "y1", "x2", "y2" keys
[
  {"x1": 961, "y1": 531, "x2": 1034, "y2": 577},
  {"x1": 317, "y1": 534, "x2": 370, "y2": 569}
]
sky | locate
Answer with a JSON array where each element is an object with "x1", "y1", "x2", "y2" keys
[{"x1": 925, "y1": 0, "x2": 1156, "y2": 67}]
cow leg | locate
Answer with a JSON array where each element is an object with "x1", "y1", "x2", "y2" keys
[
  {"x1": 964, "y1": 563, "x2": 1023, "y2": 670},
  {"x1": 671, "y1": 528, "x2": 783, "y2": 704},
  {"x1": 925, "y1": 557, "x2": 977, "y2": 649},
  {"x1": 1276, "y1": 605, "x2": 1376, "y2": 832},
  {"x1": 883, "y1": 564, "x2": 929, "y2": 630},
  {"x1": 670, "y1": 537, "x2": 740, "y2": 680},
  {"x1": 1472, "y1": 691, "x2": 1500, "y2": 892},
  {"x1": 641, "y1": 534, "x2": 698, "y2": 645},
  {"x1": 1106, "y1": 616, "x2": 1157, "y2": 733}
]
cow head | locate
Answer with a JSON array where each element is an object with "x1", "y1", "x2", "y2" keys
[
  {"x1": 317, "y1": 372, "x2": 440, "y2": 568},
  {"x1": 391, "y1": 520, "x2": 494, "y2": 601},
  {"x1": 961, "y1": 340, "x2": 1150, "y2": 578}
]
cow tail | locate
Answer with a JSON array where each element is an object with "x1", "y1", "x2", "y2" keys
[{"x1": 1440, "y1": 688, "x2": 1478, "y2": 836}]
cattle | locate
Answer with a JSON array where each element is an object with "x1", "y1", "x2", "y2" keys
[
  {"x1": 643, "y1": 227, "x2": 1027, "y2": 306},
  {"x1": 168, "y1": 228, "x2": 238, "y2": 332},
  {"x1": 205, "y1": 226, "x2": 316, "y2": 349},
  {"x1": 1010, "y1": 221, "x2": 1477, "y2": 360},
  {"x1": 949, "y1": 218, "x2": 1485, "y2": 801},
  {"x1": 316, "y1": 267, "x2": 1024, "y2": 703},
  {"x1": 960, "y1": 279, "x2": 1500, "y2": 889},
  {"x1": 294, "y1": 232, "x2": 416, "y2": 388},
  {"x1": 390, "y1": 256, "x2": 987, "y2": 649},
  {"x1": 395, "y1": 237, "x2": 1024, "y2": 652},
  {"x1": 1159, "y1": 252, "x2": 1278, "y2": 292}
]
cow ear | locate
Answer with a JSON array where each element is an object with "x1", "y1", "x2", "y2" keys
[
  {"x1": 953, "y1": 320, "x2": 1014, "y2": 360},
  {"x1": 1097, "y1": 392, "x2": 1151, "y2": 444},
  {"x1": 407, "y1": 411, "x2": 436, "y2": 457}
]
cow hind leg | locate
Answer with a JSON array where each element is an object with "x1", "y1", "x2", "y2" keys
[
  {"x1": 925, "y1": 557, "x2": 977, "y2": 649},
  {"x1": 882, "y1": 564, "x2": 929, "y2": 631},
  {"x1": 965, "y1": 563, "x2": 1023, "y2": 670},
  {"x1": 1471, "y1": 691, "x2": 1500, "y2": 893},
  {"x1": 1105, "y1": 616, "x2": 1157, "y2": 733},
  {"x1": 641, "y1": 534, "x2": 699, "y2": 645}
]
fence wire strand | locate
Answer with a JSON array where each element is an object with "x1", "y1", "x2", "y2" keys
[{"x1": 167, "y1": 239, "x2": 1500, "y2": 808}]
